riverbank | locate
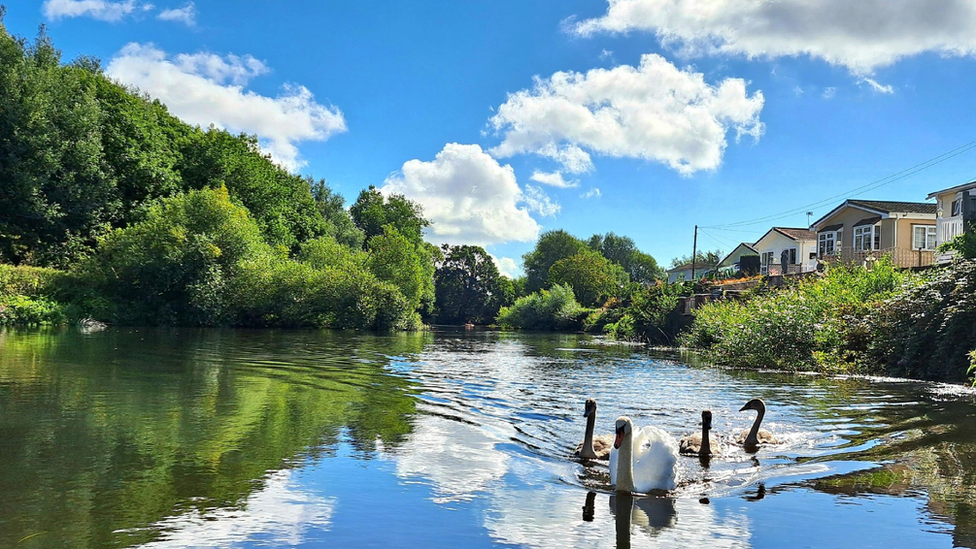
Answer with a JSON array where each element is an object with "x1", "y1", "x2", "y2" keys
[{"x1": 681, "y1": 257, "x2": 976, "y2": 383}]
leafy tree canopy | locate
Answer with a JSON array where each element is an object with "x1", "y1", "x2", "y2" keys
[
  {"x1": 670, "y1": 249, "x2": 723, "y2": 269},
  {"x1": 434, "y1": 244, "x2": 507, "y2": 325},
  {"x1": 350, "y1": 186, "x2": 430, "y2": 246},
  {"x1": 548, "y1": 250, "x2": 629, "y2": 307},
  {"x1": 522, "y1": 230, "x2": 588, "y2": 294},
  {"x1": 587, "y1": 232, "x2": 662, "y2": 284}
]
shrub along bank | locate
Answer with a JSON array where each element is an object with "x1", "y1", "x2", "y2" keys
[{"x1": 682, "y1": 257, "x2": 976, "y2": 383}]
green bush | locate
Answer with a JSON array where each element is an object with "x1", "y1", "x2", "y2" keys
[
  {"x1": 859, "y1": 259, "x2": 976, "y2": 381},
  {"x1": 75, "y1": 185, "x2": 272, "y2": 325},
  {"x1": 682, "y1": 257, "x2": 912, "y2": 371},
  {"x1": 497, "y1": 284, "x2": 587, "y2": 331},
  {"x1": 0, "y1": 264, "x2": 63, "y2": 297},
  {"x1": 70, "y1": 186, "x2": 422, "y2": 330},
  {"x1": 605, "y1": 283, "x2": 685, "y2": 343},
  {"x1": 0, "y1": 294, "x2": 66, "y2": 326}
]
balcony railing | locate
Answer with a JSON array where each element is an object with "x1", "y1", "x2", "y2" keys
[
  {"x1": 761, "y1": 263, "x2": 804, "y2": 276},
  {"x1": 939, "y1": 217, "x2": 964, "y2": 246},
  {"x1": 821, "y1": 247, "x2": 934, "y2": 268}
]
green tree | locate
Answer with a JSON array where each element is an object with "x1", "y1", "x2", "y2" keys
[
  {"x1": 548, "y1": 250, "x2": 628, "y2": 307},
  {"x1": 0, "y1": 25, "x2": 116, "y2": 266},
  {"x1": 522, "y1": 230, "x2": 588, "y2": 293},
  {"x1": 670, "y1": 249, "x2": 722, "y2": 269},
  {"x1": 177, "y1": 129, "x2": 329, "y2": 251},
  {"x1": 309, "y1": 178, "x2": 365, "y2": 249},
  {"x1": 434, "y1": 244, "x2": 504, "y2": 324},
  {"x1": 78, "y1": 185, "x2": 272, "y2": 325},
  {"x1": 588, "y1": 232, "x2": 662, "y2": 283},
  {"x1": 366, "y1": 226, "x2": 436, "y2": 314},
  {"x1": 350, "y1": 186, "x2": 430, "y2": 245}
]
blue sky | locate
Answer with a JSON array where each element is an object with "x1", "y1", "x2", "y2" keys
[{"x1": 7, "y1": 1, "x2": 976, "y2": 275}]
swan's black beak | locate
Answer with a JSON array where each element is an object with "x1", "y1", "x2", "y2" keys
[{"x1": 739, "y1": 403, "x2": 750, "y2": 412}]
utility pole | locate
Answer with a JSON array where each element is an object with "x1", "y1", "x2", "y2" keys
[
  {"x1": 806, "y1": 211, "x2": 813, "y2": 227},
  {"x1": 691, "y1": 225, "x2": 698, "y2": 280}
]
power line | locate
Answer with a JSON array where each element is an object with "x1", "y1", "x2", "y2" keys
[
  {"x1": 702, "y1": 138, "x2": 976, "y2": 230},
  {"x1": 698, "y1": 228, "x2": 737, "y2": 250}
]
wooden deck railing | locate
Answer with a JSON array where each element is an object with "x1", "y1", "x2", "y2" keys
[{"x1": 822, "y1": 247, "x2": 934, "y2": 268}]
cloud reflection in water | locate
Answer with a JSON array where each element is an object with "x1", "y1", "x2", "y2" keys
[{"x1": 133, "y1": 470, "x2": 334, "y2": 548}]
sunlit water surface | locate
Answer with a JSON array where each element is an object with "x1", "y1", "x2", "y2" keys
[{"x1": 2, "y1": 328, "x2": 975, "y2": 548}]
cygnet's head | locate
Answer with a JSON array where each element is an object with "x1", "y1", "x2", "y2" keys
[
  {"x1": 584, "y1": 398, "x2": 597, "y2": 418},
  {"x1": 739, "y1": 398, "x2": 766, "y2": 412},
  {"x1": 702, "y1": 410, "x2": 713, "y2": 430}
]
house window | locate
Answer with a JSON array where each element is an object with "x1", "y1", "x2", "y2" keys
[
  {"x1": 818, "y1": 232, "x2": 835, "y2": 256},
  {"x1": 952, "y1": 198, "x2": 962, "y2": 217},
  {"x1": 785, "y1": 247, "x2": 798, "y2": 265},
  {"x1": 913, "y1": 225, "x2": 937, "y2": 250},
  {"x1": 760, "y1": 251, "x2": 774, "y2": 274},
  {"x1": 853, "y1": 225, "x2": 881, "y2": 251}
]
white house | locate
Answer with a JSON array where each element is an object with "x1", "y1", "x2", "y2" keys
[
  {"x1": 753, "y1": 227, "x2": 818, "y2": 275},
  {"x1": 716, "y1": 243, "x2": 759, "y2": 276},
  {"x1": 926, "y1": 181, "x2": 976, "y2": 260}
]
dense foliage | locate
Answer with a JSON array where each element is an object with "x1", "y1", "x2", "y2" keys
[
  {"x1": 548, "y1": 250, "x2": 628, "y2": 307},
  {"x1": 681, "y1": 258, "x2": 976, "y2": 382},
  {"x1": 66, "y1": 187, "x2": 423, "y2": 329},
  {"x1": 601, "y1": 282, "x2": 688, "y2": 343},
  {"x1": 434, "y1": 244, "x2": 510, "y2": 324},
  {"x1": 522, "y1": 230, "x2": 589, "y2": 294},
  {"x1": 587, "y1": 232, "x2": 662, "y2": 284},
  {"x1": 0, "y1": 20, "x2": 438, "y2": 330},
  {"x1": 0, "y1": 22, "x2": 342, "y2": 267},
  {"x1": 858, "y1": 259, "x2": 976, "y2": 381},
  {"x1": 0, "y1": 264, "x2": 67, "y2": 325},
  {"x1": 496, "y1": 284, "x2": 590, "y2": 331}
]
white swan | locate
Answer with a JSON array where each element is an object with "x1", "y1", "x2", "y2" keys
[{"x1": 609, "y1": 416, "x2": 679, "y2": 493}]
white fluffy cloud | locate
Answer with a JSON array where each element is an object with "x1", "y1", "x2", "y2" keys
[
  {"x1": 530, "y1": 170, "x2": 578, "y2": 188},
  {"x1": 106, "y1": 43, "x2": 346, "y2": 171},
  {"x1": 157, "y1": 2, "x2": 196, "y2": 25},
  {"x1": 380, "y1": 143, "x2": 547, "y2": 246},
  {"x1": 43, "y1": 0, "x2": 137, "y2": 21},
  {"x1": 575, "y1": 0, "x2": 976, "y2": 75},
  {"x1": 489, "y1": 54, "x2": 763, "y2": 176},
  {"x1": 490, "y1": 255, "x2": 520, "y2": 278},
  {"x1": 522, "y1": 185, "x2": 560, "y2": 217},
  {"x1": 581, "y1": 187, "x2": 602, "y2": 199}
]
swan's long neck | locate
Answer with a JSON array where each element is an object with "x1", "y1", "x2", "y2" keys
[
  {"x1": 700, "y1": 422, "x2": 711, "y2": 456},
  {"x1": 616, "y1": 431, "x2": 636, "y2": 493},
  {"x1": 581, "y1": 411, "x2": 597, "y2": 459},
  {"x1": 746, "y1": 403, "x2": 766, "y2": 445}
]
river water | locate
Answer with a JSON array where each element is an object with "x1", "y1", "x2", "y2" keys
[{"x1": 1, "y1": 327, "x2": 975, "y2": 548}]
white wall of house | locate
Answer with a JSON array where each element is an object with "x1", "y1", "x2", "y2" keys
[
  {"x1": 753, "y1": 232, "x2": 817, "y2": 274},
  {"x1": 667, "y1": 267, "x2": 694, "y2": 284},
  {"x1": 932, "y1": 186, "x2": 976, "y2": 248}
]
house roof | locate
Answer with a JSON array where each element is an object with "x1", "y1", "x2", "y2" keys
[
  {"x1": 717, "y1": 243, "x2": 758, "y2": 268},
  {"x1": 818, "y1": 223, "x2": 844, "y2": 232},
  {"x1": 926, "y1": 180, "x2": 976, "y2": 200},
  {"x1": 773, "y1": 227, "x2": 817, "y2": 241},
  {"x1": 853, "y1": 216, "x2": 883, "y2": 227},
  {"x1": 811, "y1": 199, "x2": 936, "y2": 229},
  {"x1": 846, "y1": 200, "x2": 936, "y2": 215}
]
